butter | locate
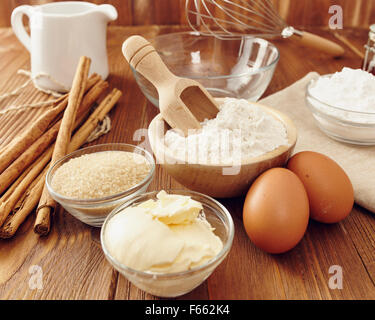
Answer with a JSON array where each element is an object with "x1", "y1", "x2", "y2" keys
[
  {"x1": 138, "y1": 190, "x2": 203, "y2": 225},
  {"x1": 104, "y1": 191, "x2": 223, "y2": 273}
]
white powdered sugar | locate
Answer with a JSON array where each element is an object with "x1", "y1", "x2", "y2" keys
[
  {"x1": 309, "y1": 67, "x2": 375, "y2": 113},
  {"x1": 164, "y1": 98, "x2": 288, "y2": 165}
]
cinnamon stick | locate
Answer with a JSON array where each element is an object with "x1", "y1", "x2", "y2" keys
[
  {"x1": 75, "y1": 79, "x2": 109, "y2": 127},
  {"x1": 35, "y1": 56, "x2": 91, "y2": 236},
  {"x1": 14, "y1": 171, "x2": 43, "y2": 212},
  {"x1": 0, "y1": 169, "x2": 47, "y2": 238},
  {"x1": 69, "y1": 88, "x2": 122, "y2": 152},
  {"x1": 0, "y1": 165, "x2": 33, "y2": 203},
  {"x1": 0, "y1": 79, "x2": 108, "y2": 228},
  {"x1": 84, "y1": 73, "x2": 101, "y2": 92},
  {"x1": 0, "y1": 88, "x2": 122, "y2": 238},
  {"x1": 0, "y1": 122, "x2": 60, "y2": 195},
  {"x1": 0, "y1": 74, "x2": 100, "y2": 175},
  {"x1": 0, "y1": 95, "x2": 68, "y2": 175},
  {"x1": 0, "y1": 75, "x2": 105, "y2": 196},
  {"x1": 0, "y1": 147, "x2": 52, "y2": 226}
]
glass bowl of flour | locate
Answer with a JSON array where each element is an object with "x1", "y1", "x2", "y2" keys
[{"x1": 306, "y1": 68, "x2": 375, "y2": 145}]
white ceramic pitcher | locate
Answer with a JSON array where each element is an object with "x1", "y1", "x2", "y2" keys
[{"x1": 11, "y1": 1, "x2": 118, "y2": 92}]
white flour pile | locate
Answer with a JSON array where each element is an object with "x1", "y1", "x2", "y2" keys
[
  {"x1": 309, "y1": 67, "x2": 375, "y2": 113},
  {"x1": 164, "y1": 98, "x2": 288, "y2": 165}
]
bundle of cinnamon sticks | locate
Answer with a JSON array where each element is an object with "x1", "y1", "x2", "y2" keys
[{"x1": 0, "y1": 56, "x2": 122, "y2": 238}]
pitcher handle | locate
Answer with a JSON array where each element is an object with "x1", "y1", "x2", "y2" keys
[{"x1": 11, "y1": 5, "x2": 33, "y2": 52}]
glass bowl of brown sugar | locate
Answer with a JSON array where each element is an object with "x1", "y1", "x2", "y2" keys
[{"x1": 46, "y1": 143, "x2": 155, "y2": 227}]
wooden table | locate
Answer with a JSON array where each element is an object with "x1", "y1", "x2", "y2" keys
[{"x1": 0, "y1": 25, "x2": 374, "y2": 300}]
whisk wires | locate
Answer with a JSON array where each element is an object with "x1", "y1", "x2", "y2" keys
[{"x1": 186, "y1": 0, "x2": 289, "y2": 39}]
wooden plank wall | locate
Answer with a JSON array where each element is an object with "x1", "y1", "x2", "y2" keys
[{"x1": 0, "y1": 0, "x2": 374, "y2": 28}]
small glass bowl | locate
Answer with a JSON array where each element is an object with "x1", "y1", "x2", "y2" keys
[
  {"x1": 100, "y1": 190, "x2": 234, "y2": 298},
  {"x1": 131, "y1": 31, "x2": 279, "y2": 107},
  {"x1": 46, "y1": 143, "x2": 155, "y2": 227},
  {"x1": 306, "y1": 77, "x2": 375, "y2": 145}
]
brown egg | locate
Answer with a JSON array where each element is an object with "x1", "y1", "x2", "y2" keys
[
  {"x1": 287, "y1": 151, "x2": 354, "y2": 223},
  {"x1": 243, "y1": 168, "x2": 309, "y2": 254}
]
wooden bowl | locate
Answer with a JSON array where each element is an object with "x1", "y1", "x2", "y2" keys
[{"x1": 148, "y1": 102, "x2": 297, "y2": 198}]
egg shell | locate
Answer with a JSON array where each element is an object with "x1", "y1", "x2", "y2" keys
[
  {"x1": 243, "y1": 168, "x2": 309, "y2": 254},
  {"x1": 287, "y1": 151, "x2": 354, "y2": 224}
]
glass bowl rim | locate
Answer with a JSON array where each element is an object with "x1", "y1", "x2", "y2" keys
[
  {"x1": 306, "y1": 75, "x2": 375, "y2": 117},
  {"x1": 150, "y1": 31, "x2": 280, "y2": 80},
  {"x1": 46, "y1": 143, "x2": 156, "y2": 205},
  {"x1": 100, "y1": 189, "x2": 235, "y2": 279}
]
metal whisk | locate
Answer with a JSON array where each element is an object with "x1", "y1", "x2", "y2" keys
[{"x1": 186, "y1": 0, "x2": 345, "y2": 57}]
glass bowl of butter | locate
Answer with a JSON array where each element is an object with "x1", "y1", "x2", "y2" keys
[{"x1": 100, "y1": 190, "x2": 234, "y2": 298}]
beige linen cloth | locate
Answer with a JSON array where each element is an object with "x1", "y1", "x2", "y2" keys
[{"x1": 260, "y1": 72, "x2": 375, "y2": 214}]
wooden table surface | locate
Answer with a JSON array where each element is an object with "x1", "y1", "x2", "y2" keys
[{"x1": 0, "y1": 25, "x2": 374, "y2": 300}]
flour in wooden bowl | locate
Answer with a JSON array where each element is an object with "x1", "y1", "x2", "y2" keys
[
  {"x1": 51, "y1": 151, "x2": 151, "y2": 199},
  {"x1": 164, "y1": 98, "x2": 289, "y2": 165}
]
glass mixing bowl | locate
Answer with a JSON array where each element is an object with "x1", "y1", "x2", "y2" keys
[
  {"x1": 131, "y1": 32, "x2": 279, "y2": 107},
  {"x1": 46, "y1": 143, "x2": 155, "y2": 227},
  {"x1": 101, "y1": 190, "x2": 234, "y2": 297}
]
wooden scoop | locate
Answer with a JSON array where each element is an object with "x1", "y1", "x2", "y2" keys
[{"x1": 122, "y1": 35, "x2": 220, "y2": 136}]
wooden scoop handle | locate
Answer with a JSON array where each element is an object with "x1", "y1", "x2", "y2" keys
[
  {"x1": 122, "y1": 35, "x2": 175, "y2": 89},
  {"x1": 123, "y1": 35, "x2": 220, "y2": 137}
]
